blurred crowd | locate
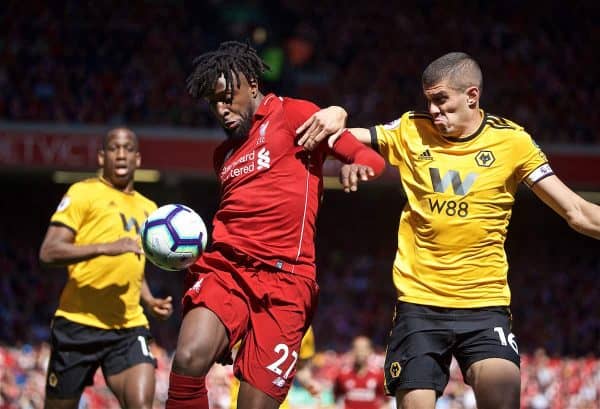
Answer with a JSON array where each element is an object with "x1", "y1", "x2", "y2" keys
[
  {"x1": 3, "y1": 343, "x2": 600, "y2": 409},
  {"x1": 1, "y1": 1, "x2": 599, "y2": 143}
]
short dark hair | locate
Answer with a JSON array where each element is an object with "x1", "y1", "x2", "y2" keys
[
  {"x1": 422, "y1": 52, "x2": 483, "y2": 91},
  {"x1": 187, "y1": 41, "x2": 270, "y2": 99},
  {"x1": 101, "y1": 127, "x2": 138, "y2": 151}
]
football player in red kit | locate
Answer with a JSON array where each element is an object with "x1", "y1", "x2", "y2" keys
[
  {"x1": 334, "y1": 336, "x2": 388, "y2": 409},
  {"x1": 166, "y1": 41, "x2": 385, "y2": 409}
]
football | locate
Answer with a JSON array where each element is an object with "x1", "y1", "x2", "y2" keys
[{"x1": 141, "y1": 204, "x2": 208, "y2": 271}]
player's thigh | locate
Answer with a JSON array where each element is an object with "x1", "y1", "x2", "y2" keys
[
  {"x1": 453, "y1": 307, "x2": 520, "y2": 380},
  {"x1": 45, "y1": 317, "x2": 101, "y2": 403},
  {"x1": 44, "y1": 398, "x2": 81, "y2": 409},
  {"x1": 465, "y1": 358, "x2": 520, "y2": 409},
  {"x1": 384, "y1": 302, "x2": 454, "y2": 398},
  {"x1": 237, "y1": 380, "x2": 280, "y2": 409},
  {"x1": 236, "y1": 271, "x2": 318, "y2": 404},
  {"x1": 101, "y1": 326, "x2": 157, "y2": 407},
  {"x1": 453, "y1": 307, "x2": 520, "y2": 409},
  {"x1": 396, "y1": 389, "x2": 437, "y2": 409},
  {"x1": 105, "y1": 362, "x2": 155, "y2": 409},
  {"x1": 175, "y1": 267, "x2": 251, "y2": 374}
]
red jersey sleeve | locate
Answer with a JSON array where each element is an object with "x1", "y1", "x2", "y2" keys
[
  {"x1": 281, "y1": 98, "x2": 321, "y2": 138},
  {"x1": 329, "y1": 130, "x2": 386, "y2": 177},
  {"x1": 281, "y1": 97, "x2": 333, "y2": 159}
]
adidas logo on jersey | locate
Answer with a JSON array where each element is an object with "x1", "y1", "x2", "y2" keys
[{"x1": 418, "y1": 149, "x2": 434, "y2": 160}]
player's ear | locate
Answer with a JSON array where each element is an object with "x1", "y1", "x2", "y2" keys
[
  {"x1": 135, "y1": 152, "x2": 141, "y2": 168},
  {"x1": 466, "y1": 86, "x2": 480, "y2": 107},
  {"x1": 248, "y1": 77, "x2": 258, "y2": 98},
  {"x1": 97, "y1": 150, "x2": 105, "y2": 167}
]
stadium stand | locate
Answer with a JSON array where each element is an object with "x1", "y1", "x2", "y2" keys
[{"x1": 1, "y1": 1, "x2": 599, "y2": 143}]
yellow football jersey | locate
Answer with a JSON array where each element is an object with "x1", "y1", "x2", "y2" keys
[
  {"x1": 229, "y1": 327, "x2": 315, "y2": 409},
  {"x1": 372, "y1": 111, "x2": 552, "y2": 308},
  {"x1": 50, "y1": 177, "x2": 157, "y2": 329}
]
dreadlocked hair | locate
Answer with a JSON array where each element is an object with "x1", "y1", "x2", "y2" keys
[{"x1": 187, "y1": 41, "x2": 270, "y2": 99}]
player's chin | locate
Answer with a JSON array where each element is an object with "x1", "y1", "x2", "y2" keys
[{"x1": 108, "y1": 172, "x2": 134, "y2": 186}]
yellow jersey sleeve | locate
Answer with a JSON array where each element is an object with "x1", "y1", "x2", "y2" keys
[
  {"x1": 512, "y1": 131, "x2": 553, "y2": 187},
  {"x1": 50, "y1": 182, "x2": 91, "y2": 232},
  {"x1": 370, "y1": 114, "x2": 409, "y2": 167}
]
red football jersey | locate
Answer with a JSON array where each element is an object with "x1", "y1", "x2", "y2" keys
[
  {"x1": 334, "y1": 366, "x2": 386, "y2": 409},
  {"x1": 209, "y1": 94, "x2": 371, "y2": 279}
]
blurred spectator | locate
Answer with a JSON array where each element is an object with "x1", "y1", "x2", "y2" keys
[{"x1": 333, "y1": 336, "x2": 390, "y2": 408}]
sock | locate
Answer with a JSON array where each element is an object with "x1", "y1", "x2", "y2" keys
[{"x1": 166, "y1": 372, "x2": 208, "y2": 409}]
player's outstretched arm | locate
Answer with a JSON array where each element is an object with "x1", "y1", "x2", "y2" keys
[
  {"x1": 329, "y1": 130, "x2": 385, "y2": 193},
  {"x1": 296, "y1": 106, "x2": 372, "y2": 150},
  {"x1": 39, "y1": 225, "x2": 142, "y2": 266},
  {"x1": 296, "y1": 105, "x2": 347, "y2": 150},
  {"x1": 532, "y1": 175, "x2": 600, "y2": 240}
]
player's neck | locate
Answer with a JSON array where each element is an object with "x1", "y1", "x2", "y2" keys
[
  {"x1": 100, "y1": 175, "x2": 135, "y2": 193},
  {"x1": 251, "y1": 92, "x2": 265, "y2": 115},
  {"x1": 461, "y1": 109, "x2": 483, "y2": 137},
  {"x1": 354, "y1": 363, "x2": 368, "y2": 374}
]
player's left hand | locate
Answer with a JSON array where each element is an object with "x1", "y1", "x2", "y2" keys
[
  {"x1": 296, "y1": 106, "x2": 347, "y2": 151},
  {"x1": 340, "y1": 164, "x2": 375, "y2": 193},
  {"x1": 147, "y1": 296, "x2": 173, "y2": 320}
]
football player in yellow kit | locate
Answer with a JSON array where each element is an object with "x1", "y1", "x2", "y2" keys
[
  {"x1": 296, "y1": 52, "x2": 600, "y2": 409},
  {"x1": 40, "y1": 128, "x2": 173, "y2": 409}
]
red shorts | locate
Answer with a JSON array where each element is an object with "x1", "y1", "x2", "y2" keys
[{"x1": 182, "y1": 247, "x2": 319, "y2": 402}]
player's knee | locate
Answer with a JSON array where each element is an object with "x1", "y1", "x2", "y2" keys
[{"x1": 172, "y1": 344, "x2": 213, "y2": 376}]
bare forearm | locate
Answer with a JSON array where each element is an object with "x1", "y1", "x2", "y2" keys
[
  {"x1": 347, "y1": 128, "x2": 372, "y2": 145},
  {"x1": 39, "y1": 241, "x2": 105, "y2": 266},
  {"x1": 140, "y1": 277, "x2": 155, "y2": 307},
  {"x1": 532, "y1": 176, "x2": 600, "y2": 240},
  {"x1": 569, "y1": 199, "x2": 600, "y2": 240}
]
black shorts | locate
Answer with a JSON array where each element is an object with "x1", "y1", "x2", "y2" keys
[
  {"x1": 45, "y1": 316, "x2": 157, "y2": 399},
  {"x1": 384, "y1": 301, "x2": 520, "y2": 396}
]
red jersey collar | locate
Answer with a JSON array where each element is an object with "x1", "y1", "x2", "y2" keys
[{"x1": 254, "y1": 93, "x2": 279, "y2": 119}]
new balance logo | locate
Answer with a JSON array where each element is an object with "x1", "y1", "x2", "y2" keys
[
  {"x1": 418, "y1": 149, "x2": 434, "y2": 160},
  {"x1": 429, "y1": 168, "x2": 478, "y2": 196},
  {"x1": 272, "y1": 377, "x2": 286, "y2": 388},
  {"x1": 257, "y1": 147, "x2": 271, "y2": 169}
]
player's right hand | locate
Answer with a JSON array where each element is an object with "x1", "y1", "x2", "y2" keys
[
  {"x1": 101, "y1": 237, "x2": 142, "y2": 256},
  {"x1": 147, "y1": 296, "x2": 173, "y2": 320},
  {"x1": 296, "y1": 106, "x2": 347, "y2": 151},
  {"x1": 340, "y1": 164, "x2": 375, "y2": 193}
]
